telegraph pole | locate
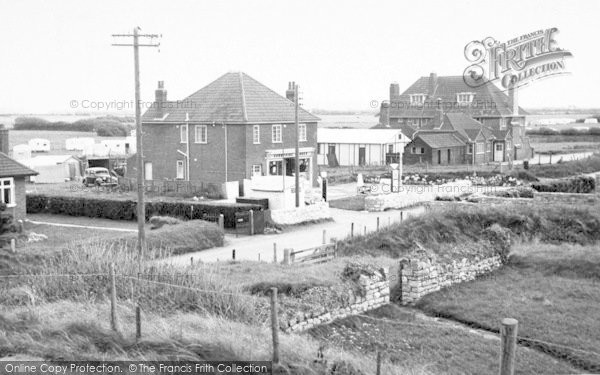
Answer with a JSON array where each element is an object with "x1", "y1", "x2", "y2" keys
[
  {"x1": 111, "y1": 28, "x2": 160, "y2": 265},
  {"x1": 294, "y1": 83, "x2": 300, "y2": 207}
]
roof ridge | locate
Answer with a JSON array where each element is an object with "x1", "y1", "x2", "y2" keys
[
  {"x1": 239, "y1": 72, "x2": 248, "y2": 122},
  {"x1": 0, "y1": 151, "x2": 38, "y2": 176}
]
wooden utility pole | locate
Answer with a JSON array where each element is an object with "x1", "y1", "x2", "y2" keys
[
  {"x1": 499, "y1": 318, "x2": 519, "y2": 375},
  {"x1": 294, "y1": 83, "x2": 300, "y2": 207},
  {"x1": 112, "y1": 28, "x2": 160, "y2": 269}
]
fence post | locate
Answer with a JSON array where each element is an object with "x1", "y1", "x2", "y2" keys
[
  {"x1": 249, "y1": 210, "x2": 255, "y2": 236},
  {"x1": 322, "y1": 229, "x2": 326, "y2": 245},
  {"x1": 377, "y1": 217, "x2": 380, "y2": 231},
  {"x1": 270, "y1": 288, "x2": 280, "y2": 364},
  {"x1": 10, "y1": 238, "x2": 15, "y2": 253},
  {"x1": 283, "y1": 249, "x2": 291, "y2": 265},
  {"x1": 273, "y1": 243, "x2": 277, "y2": 263},
  {"x1": 218, "y1": 214, "x2": 225, "y2": 231},
  {"x1": 351, "y1": 223, "x2": 354, "y2": 237},
  {"x1": 232, "y1": 249, "x2": 236, "y2": 261},
  {"x1": 258, "y1": 253, "x2": 261, "y2": 262},
  {"x1": 136, "y1": 304, "x2": 141, "y2": 340},
  {"x1": 364, "y1": 226, "x2": 366, "y2": 236},
  {"x1": 400, "y1": 211, "x2": 404, "y2": 222},
  {"x1": 499, "y1": 318, "x2": 518, "y2": 375},
  {"x1": 109, "y1": 263, "x2": 120, "y2": 333},
  {"x1": 376, "y1": 351, "x2": 382, "y2": 375}
]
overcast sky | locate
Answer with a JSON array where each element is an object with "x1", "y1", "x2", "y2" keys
[{"x1": 1, "y1": 0, "x2": 597, "y2": 113}]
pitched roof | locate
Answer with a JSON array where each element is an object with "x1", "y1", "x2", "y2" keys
[
  {"x1": 0, "y1": 152, "x2": 38, "y2": 177},
  {"x1": 142, "y1": 72, "x2": 320, "y2": 124},
  {"x1": 413, "y1": 131, "x2": 466, "y2": 149},
  {"x1": 318, "y1": 128, "x2": 407, "y2": 144},
  {"x1": 388, "y1": 75, "x2": 528, "y2": 118},
  {"x1": 371, "y1": 122, "x2": 418, "y2": 138}
]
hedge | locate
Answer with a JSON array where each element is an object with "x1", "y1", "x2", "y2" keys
[
  {"x1": 531, "y1": 176, "x2": 596, "y2": 194},
  {"x1": 26, "y1": 194, "x2": 263, "y2": 228}
]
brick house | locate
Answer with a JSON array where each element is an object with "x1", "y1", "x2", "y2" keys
[
  {"x1": 131, "y1": 72, "x2": 320, "y2": 190},
  {"x1": 0, "y1": 125, "x2": 37, "y2": 220},
  {"x1": 404, "y1": 131, "x2": 466, "y2": 165},
  {"x1": 378, "y1": 73, "x2": 533, "y2": 163}
]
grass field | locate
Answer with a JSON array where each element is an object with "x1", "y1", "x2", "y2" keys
[{"x1": 416, "y1": 243, "x2": 600, "y2": 372}]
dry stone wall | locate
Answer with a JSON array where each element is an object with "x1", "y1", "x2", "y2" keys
[
  {"x1": 399, "y1": 255, "x2": 503, "y2": 304},
  {"x1": 281, "y1": 267, "x2": 390, "y2": 333}
]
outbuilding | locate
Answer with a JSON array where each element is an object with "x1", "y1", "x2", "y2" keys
[{"x1": 24, "y1": 155, "x2": 81, "y2": 183}]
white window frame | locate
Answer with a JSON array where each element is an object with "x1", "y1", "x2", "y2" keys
[
  {"x1": 272, "y1": 124, "x2": 282, "y2": 143},
  {"x1": 194, "y1": 125, "x2": 207, "y2": 144},
  {"x1": 180, "y1": 124, "x2": 188, "y2": 143},
  {"x1": 299, "y1": 123, "x2": 307, "y2": 142},
  {"x1": 0, "y1": 177, "x2": 15, "y2": 207},
  {"x1": 253, "y1": 125, "x2": 260, "y2": 144},
  {"x1": 176, "y1": 160, "x2": 185, "y2": 179},
  {"x1": 467, "y1": 144, "x2": 473, "y2": 154},
  {"x1": 457, "y1": 93, "x2": 475, "y2": 104},
  {"x1": 410, "y1": 94, "x2": 426, "y2": 105},
  {"x1": 411, "y1": 147, "x2": 416, "y2": 154},
  {"x1": 476, "y1": 142, "x2": 485, "y2": 154},
  {"x1": 251, "y1": 164, "x2": 262, "y2": 176},
  {"x1": 420, "y1": 147, "x2": 425, "y2": 154}
]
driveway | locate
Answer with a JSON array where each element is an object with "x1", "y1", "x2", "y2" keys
[{"x1": 165, "y1": 206, "x2": 425, "y2": 265}]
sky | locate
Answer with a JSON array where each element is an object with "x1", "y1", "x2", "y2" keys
[{"x1": 1, "y1": 0, "x2": 598, "y2": 113}]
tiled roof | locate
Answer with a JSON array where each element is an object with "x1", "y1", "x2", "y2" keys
[
  {"x1": 318, "y1": 128, "x2": 406, "y2": 144},
  {"x1": 0, "y1": 152, "x2": 38, "y2": 177},
  {"x1": 371, "y1": 123, "x2": 418, "y2": 138},
  {"x1": 414, "y1": 131, "x2": 466, "y2": 149},
  {"x1": 389, "y1": 75, "x2": 528, "y2": 118},
  {"x1": 142, "y1": 72, "x2": 320, "y2": 124}
]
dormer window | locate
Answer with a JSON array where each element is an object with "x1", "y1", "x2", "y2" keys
[
  {"x1": 410, "y1": 94, "x2": 426, "y2": 105},
  {"x1": 457, "y1": 93, "x2": 475, "y2": 104}
]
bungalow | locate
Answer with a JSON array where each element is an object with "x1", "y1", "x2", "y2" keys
[
  {"x1": 130, "y1": 73, "x2": 320, "y2": 190},
  {"x1": 404, "y1": 131, "x2": 466, "y2": 165},
  {"x1": 378, "y1": 73, "x2": 533, "y2": 163},
  {"x1": 317, "y1": 128, "x2": 407, "y2": 167},
  {"x1": 0, "y1": 125, "x2": 38, "y2": 220}
]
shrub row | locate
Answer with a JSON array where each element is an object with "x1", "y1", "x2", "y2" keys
[
  {"x1": 14, "y1": 116, "x2": 133, "y2": 137},
  {"x1": 526, "y1": 127, "x2": 600, "y2": 136},
  {"x1": 26, "y1": 194, "x2": 263, "y2": 228},
  {"x1": 531, "y1": 176, "x2": 596, "y2": 193}
]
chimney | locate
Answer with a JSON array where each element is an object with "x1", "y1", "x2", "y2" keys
[
  {"x1": 508, "y1": 83, "x2": 519, "y2": 116},
  {"x1": 286, "y1": 81, "x2": 296, "y2": 101},
  {"x1": 380, "y1": 101, "x2": 390, "y2": 126},
  {"x1": 428, "y1": 72, "x2": 438, "y2": 96},
  {"x1": 0, "y1": 124, "x2": 8, "y2": 155},
  {"x1": 155, "y1": 81, "x2": 167, "y2": 115},
  {"x1": 389, "y1": 82, "x2": 400, "y2": 100}
]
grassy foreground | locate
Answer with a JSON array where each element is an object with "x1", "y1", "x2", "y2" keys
[{"x1": 416, "y1": 243, "x2": 600, "y2": 372}]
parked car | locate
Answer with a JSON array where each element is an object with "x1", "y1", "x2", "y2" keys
[{"x1": 82, "y1": 167, "x2": 118, "y2": 187}]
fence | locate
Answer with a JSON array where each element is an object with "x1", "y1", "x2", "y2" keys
[{"x1": 118, "y1": 177, "x2": 223, "y2": 198}]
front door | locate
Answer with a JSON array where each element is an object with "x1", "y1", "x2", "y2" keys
[
  {"x1": 494, "y1": 143, "x2": 504, "y2": 162},
  {"x1": 358, "y1": 147, "x2": 366, "y2": 166},
  {"x1": 437, "y1": 150, "x2": 442, "y2": 164}
]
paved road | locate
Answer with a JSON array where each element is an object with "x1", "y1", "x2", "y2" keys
[{"x1": 166, "y1": 206, "x2": 425, "y2": 265}]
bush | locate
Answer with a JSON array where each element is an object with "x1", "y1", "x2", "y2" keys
[
  {"x1": 13, "y1": 116, "x2": 133, "y2": 137},
  {"x1": 488, "y1": 186, "x2": 535, "y2": 198},
  {"x1": 149, "y1": 215, "x2": 182, "y2": 230},
  {"x1": 483, "y1": 224, "x2": 512, "y2": 262},
  {"x1": 531, "y1": 176, "x2": 596, "y2": 193},
  {"x1": 509, "y1": 170, "x2": 539, "y2": 182},
  {"x1": 26, "y1": 194, "x2": 262, "y2": 228},
  {"x1": 525, "y1": 127, "x2": 559, "y2": 135}
]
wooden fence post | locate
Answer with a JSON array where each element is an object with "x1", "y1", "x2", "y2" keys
[
  {"x1": 249, "y1": 210, "x2": 255, "y2": 236},
  {"x1": 232, "y1": 249, "x2": 236, "y2": 261},
  {"x1": 136, "y1": 304, "x2": 141, "y2": 340},
  {"x1": 109, "y1": 263, "x2": 120, "y2": 333},
  {"x1": 351, "y1": 223, "x2": 354, "y2": 237},
  {"x1": 190, "y1": 257, "x2": 194, "y2": 267},
  {"x1": 273, "y1": 243, "x2": 277, "y2": 263},
  {"x1": 400, "y1": 211, "x2": 404, "y2": 222},
  {"x1": 322, "y1": 229, "x2": 326, "y2": 245},
  {"x1": 364, "y1": 225, "x2": 366, "y2": 236},
  {"x1": 376, "y1": 351, "x2": 382, "y2": 375},
  {"x1": 218, "y1": 214, "x2": 225, "y2": 231},
  {"x1": 377, "y1": 217, "x2": 380, "y2": 231},
  {"x1": 499, "y1": 318, "x2": 519, "y2": 375},
  {"x1": 283, "y1": 249, "x2": 291, "y2": 265},
  {"x1": 258, "y1": 253, "x2": 261, "y2": 262},
  {"x1": 270, "y1": 288, "x2": 280, "y2": 364}
]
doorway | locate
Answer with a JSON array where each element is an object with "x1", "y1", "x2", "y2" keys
[
  {"x1": 359, "y1": 147, "x2": 366, "y2": 166},
  {"x1": 437, "y1": 149, "x2": 442, "y2": 164},
  {"x1": 494, "y1": 143, "x2": 504, "y2": 162}
]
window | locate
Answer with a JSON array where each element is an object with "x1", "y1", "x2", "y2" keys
[
  {"x1": 457, "y1": 93, "x2": 474, "y2": 103},
  {"x1": 388, "y1": 144, "x2": 394, "y2": 153},
  {"x1": 420, "y1": 147, "x2": 425, "y2": 154},
  {"x1": 410, "y1": 94, "x2": 426, "y2": 105},
  {"x1": 411, "y1": 147, "x2": 416, "y2": 154},
  {"x1": 0, "y1": 178, "x2": 15, "y2": 206},
  {"x1": 176, "y1": 160, "x2": 185, "y2": 179},
  {"x1": 253, "y1": 125, "x2": 260, "y2": 144},
  {"x1": 486, "y1": 143, "x2": 491, "y2": 152},
  {"x1": 299, "y1": 123, "x2": 307, "y2": 142},
  {"x1": 180, "y1": 124, "x2": 188, "y2": 143},
  {"x1": 467, "y1": 144, "x2": 474, "y2": 154},
  {"x1": 507, "y1": 141, "x2": 512, "y2": 150},
  {"x1": 251, "y1": 164, "x2": 262, "y2": 176},
  {"x1": 194, "y1": 125, "x2": 207, "y2": 143},
  {"x1": 496, "y1": 144, "x2": 504, "y2": 151},
  {"x1": 476, "y1": 142, "x2": 485, "y2": 154},
  {"x1": 272, "y1": 124, "x2": 282, "y2": 143}
]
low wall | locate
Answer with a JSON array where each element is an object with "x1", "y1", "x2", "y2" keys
[
  {"x1": 399, "y1": 255, "x2": 503, "y2": 304},
  {"x1": 271, "y1": 201, "x2": 331, "y2": 226},
  {"x1": 281, "y1": 267, "x2": 390, "y2": 333}
]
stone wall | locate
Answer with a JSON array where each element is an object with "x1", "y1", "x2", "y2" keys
[
  {"x1": 399, "y1": 255, "x2": 503, "y2": 304},
  {"x1": 281, "y1": 267, "x2": 390, "y2": 333},
  {"x1": 271, "y1": 201, "x2": 331, "y2": 226}
]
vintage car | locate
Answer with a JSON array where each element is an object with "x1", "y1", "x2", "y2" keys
[{"x1": 82, "y1": 167, "x2": 118, "y2": 187}]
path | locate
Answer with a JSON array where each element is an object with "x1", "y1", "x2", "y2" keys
[{"x1": 166, "y1": 206, "x2": 425, "y2": 265}]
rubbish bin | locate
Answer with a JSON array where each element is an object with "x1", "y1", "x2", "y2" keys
[{"x1": 523, "y1": 160, "x2": 529, "y2": 170}]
